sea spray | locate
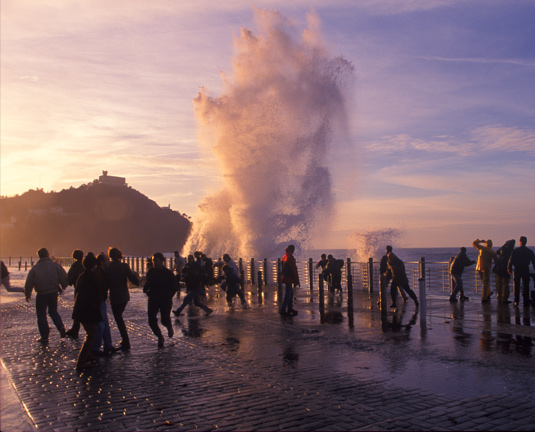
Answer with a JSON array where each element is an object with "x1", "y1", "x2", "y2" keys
[
  {"x1": 186, "y1": 9, "x2": 354, "y2": 259},
  {"x1": 348, "y1": 228, "x2": 403, "y2": 262}
]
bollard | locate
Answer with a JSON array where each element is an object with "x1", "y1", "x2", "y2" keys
[
  {"x1": 250, "y1": 258, "x2": 255, "y2": 284},
  {"x1": 368, "y1": 258, "x2": 374, "y2": 294},
  {"x1": 347, "y1": 272, "x2": 354, "y2": 329},
  {"x1": 419, "y1": 257, "x2": 426, "y2": 280},
  {"x1": 257, "y1": 270, "x2": 263, "y2": 290},
  {"x1": 419, "y1": 277, "x2": 426, "y2": 322},
  {"x1": 318, "y1": 274, "x2": 325, "y2": 323},
  {"x1": 308, "y1": 258, "x2": 314, "y2": 294}
]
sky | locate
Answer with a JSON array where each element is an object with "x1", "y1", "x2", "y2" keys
[{"x1": 1, "y1": 0, "x2": 534, "y2": 249}]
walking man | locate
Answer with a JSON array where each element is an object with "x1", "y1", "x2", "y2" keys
[
  {"x1": 508, "y1": 236, "x2": 535, "y2": 307},
  {"x1": 24, "y1": 248, "x2": 68, "y2": 344},
  {"x1": 144, "y1": 252, "x2": 178, "y2": 347}
]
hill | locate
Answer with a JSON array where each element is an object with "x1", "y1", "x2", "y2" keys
[{"x1": 0, "y1": 179, "x2": 192, "y2": 257}]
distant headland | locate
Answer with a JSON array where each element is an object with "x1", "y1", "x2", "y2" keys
[{"x1": 0, "y1": 171, "x2": 192, "y2": 256}]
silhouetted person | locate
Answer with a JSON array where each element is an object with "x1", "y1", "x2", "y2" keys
[
  {"x1": 107, "y1": 247, "x2": 139, "y2": 350},
  {"x1": 387, "y1": 251, "x2": 418, "y2": 309},
  {"x1": 214, "y1": 254, "x2": 239, "y2": 278},
  {"x1": 72, "y1": 254, "x2": 102, "y2": 370},
  {"x1": 380, "y1": 246, "x2": 407, "y2": 303},
  {"x1": 66, "y1": 249, "x2": 84, "y2": 338},
  {"x1": 1, "y1": 260, "x2": 17, "y2": 292},
  {"x1": 92, "y1": 253, "x2": 118, "y2": 356},
  {"x1": 508, "y1": 236, "x2": 535, "y2": 307},
  {"x1": 220, "y1": 264, "x2": 248, "y2": 309},
  {"x1": 449, "y1": 247, "x2": 476, "y2": 302},
  {"x1": 144, "y1": 252, "x2": 178, "y2": 347},
  {"x1": 279, "y1": 244, "x2": 300, "y2": 316},
  {"x1": 315, "y1": 254, "x2": 328, "y2": 281},
  {"x1": 493, "y1": 239, "x2": 515, "y2": 304},
  {"x1": 325, "y1": 255, "x2": 343, "y2": 295},
  {"x1": 173, "y1": 255, "x2": 213, "y2": 317},
  {"x1": 24, "y1": 248, "x2": 68, "y2": 344},
  {"x1": 473, "y1": 239, "x2": 498, "y2": 303}
]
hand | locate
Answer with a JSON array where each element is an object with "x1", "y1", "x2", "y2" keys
[{"x1": 25, "y1": 296, "x2": 30, "y2": 303}]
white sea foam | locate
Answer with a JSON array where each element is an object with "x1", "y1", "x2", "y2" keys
[{"x1": 186, "y1": 9, "x2": 354, "y2": 259}]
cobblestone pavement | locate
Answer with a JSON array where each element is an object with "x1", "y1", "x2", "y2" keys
[{"x1": 1, "y1": 283, "x2": 535, "y2": 431}]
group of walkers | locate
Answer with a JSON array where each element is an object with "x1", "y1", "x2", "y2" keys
[{"x1": 21, "y1": 246, "x2": 252, "y2": 370}]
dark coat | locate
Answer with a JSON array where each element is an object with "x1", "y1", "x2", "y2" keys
[
  {"x1": 72, "y1": 270, "x2": 102, "y2": 323},
  {"x1": 493, "y1": 240, "x2": 515, "y2": 278},
  {"x1": 451, "y1": 251, "x2": 476, "y2": 275},
  {"x1": 107, "y1": 261, "x2": 139, "y2": 305},
  {"x1": 143, "y1": 266, "x2": 178, "y2": 301}
]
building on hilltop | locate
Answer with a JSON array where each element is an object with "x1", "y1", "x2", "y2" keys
[{"x1": 98, "y1": 171, "x2": 127, "y2": 186}]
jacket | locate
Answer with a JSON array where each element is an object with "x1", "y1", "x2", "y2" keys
[
  {"x1": 143, "y1": 266, "x2": 178, "y2": 301},
  {"x1": 24, "y1": 257, "x2": 68, "y2": 297},
  {"x1": 450, "y1": 251, "x2": 476, "y2": 275},
  {"x1": 493, "y1": 240, "x2": 515, "y2": 278},
  {"x1": 107, "y1": 261, "x2": 139, "y2": 305},
  {"x1": 72, "y1": 270, "x2": 103, "y2": 323},
  {"x1": 281, "y1": 253, "x2": 300, "y2": 286},
  {"x1": 472, "y1": 240, "x2": 498, "y2": 273}
]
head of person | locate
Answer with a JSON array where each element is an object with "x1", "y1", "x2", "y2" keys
[
  {"x1": 460, "y1": 247, "x2": 467, "y2": 253},
  {"x1": 285, "y1": 245, "x2": 295, "y2": 254},
  {"x1": 83, "y1": 254, "x2": 97, "y2": 270},
  {"x1": 108, "y1": 247, "x2": 123, "y2": 262},
  {"x1": 187, "y1": 254, "x2": 195, "y2": 263},
  {"x1": 96, "y1": 253, "x2": 109, "y2": 268},
  {"x1": 321, "y1": 254, "x2": 326, "y2": 260},
  {"x1": 72, "y1": 249, "x2": 83, "y2": 261},
  {"x1": 152, "y1": 252, "x2": 165, "y2": 268},
  {"x1": 386, "y1": 245, "x2": 393, "y2": 253},
  {"x1": 37, "y1": 248, "x2": 49, "y2": 259},
  {"x1": 223, "y1": 253, "x2": 231, "y2": 263},
  {"x1": 194, "y1": 251, "x2": 202, "y2": 259},
  {"x1": 174, "y1": 250, "x2": 179, "y2": 257},
  {"x1": 327, "y1": 254, "x2": 333, "y2": 260},
  {"x1": 519, "y1": 236, "x2": 527, "y2": 246},
  {"x1": 485, "y1": 240, "x2": 493, "y2": 248}
]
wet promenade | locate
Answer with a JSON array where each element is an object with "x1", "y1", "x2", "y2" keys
[{"x1": 1, "y1": 283, "x2": 535, "y2": 431}]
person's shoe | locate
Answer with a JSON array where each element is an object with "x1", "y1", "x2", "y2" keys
[
  {"x1": 76, "y1": 361, "x2": 94, "y2": 370},
  {"x1": 37, "y1": 337, "x2": 48, "y2": 344},
  {"x1": 60, "y1": 329, "x2": 67, "y2": 338},
  {"x1": 449, "y1": 296, "x2": 457, "y2": 303},
  {"x1": 460, "y1": 296, "x2": 469, "y2": 301},
  {"x1": 205, "y1": 309, "x2": 213, "y2": 317},
  {"x1": 279, "y1": 310, "x2": 288, "y2": 316},
  {"x1": 167, "y1": 326, "x2": 174, "y2": 338},
  {"x1": 120, "y1": 341, "x2": 131, "y2": 351},
  {"x1": 173, "y1": 309, "x2": 182, "y2": 317},
  {"x1": 390, "y1": 304, "x2": 397, "y2": 309},
  {"x1": 158, "y1": 335, "x2": 165, "y2": 348},
  {"x1": 65, "y1": 329, "x2": 78, "y2": 339},
  {"x1": 482, "y1": 298, "x2": 490, "y2": 304},
  {"x1": 289, "y1": 309, "x2": 298, "y2": 316},
  {"x1": 502, "y1": 300, "x2": 512, "y2": 304},
  {"x1": 104, "y1": 346, "x2": 120, "y2": 355}
]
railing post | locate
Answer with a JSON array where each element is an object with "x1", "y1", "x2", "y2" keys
[
  {"x1": 250, "y1": 258, "x2": 255, "y2": 284},
  {"x1": 239, "y1": 258, "x2": 243, "y2": 279},
  {"x1": 419, "y1": 277, "x2": 427, "y2": 333},
  {"x1": 347, "y1": 271, "x2": 354, "y2": 329},
  {"x1": 368, "y1": 258, "x2": 374, "y2": 294},
  {"x1": 308, "y1": 258, "x2": 314, "y2": 294},
  {"x1": 419, "y1": 257, "x2": 426, "y2": 280},
  {"x1": 257, "y1": 270, "x2": 263, "y2": 290},
  {"x1": 277, "y1": 258, "x2": 282, "y2": 305},
  {"x1": 318, "y1": 274, "x2": 325, "y2": 323},
  {"x1": 263, "y1": 258, "x2": 268, "y2": 284},
  {"x1": 449, "y1": 257, "x2": 454, "y2": 294}
]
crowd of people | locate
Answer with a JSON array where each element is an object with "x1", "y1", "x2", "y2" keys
[{"x1": 12, "y1": 236, "x2": 535, "y2": 370}]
